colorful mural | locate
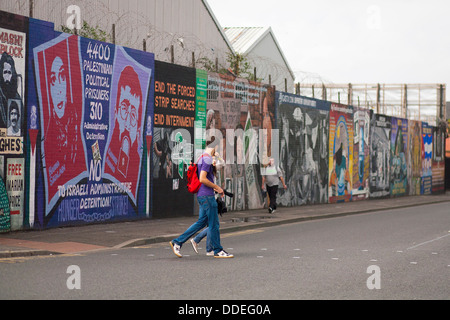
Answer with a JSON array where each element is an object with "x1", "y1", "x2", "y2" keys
[
  {"x1": 390, "y1": 117, "x2": 408, "y2": 197},
  {"x1": 0, "y1": 10, "x2": 446, "y2": 232},
  {"x1": 421, "y1": 122, "x2": 433, "y2": 194},
  {"x1": 328, "y1": 103, "x2": 353, "y2": 203},
  {"x1": 0, "y1": 11, "x2": 28, "y2": 232},
  {"x1": 28, "y1": 18, "x2": 154, "y2": 228},
  {"x1": 408, "y1": 120, "x2": 422, "y2": 195},
  {"x1": 431, "y1": 126, "x2": 445, "y2": 193}
]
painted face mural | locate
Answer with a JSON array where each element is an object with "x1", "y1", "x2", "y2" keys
[
  {"x1": 32, "y1": 29, "x2": 154, "y2": 228},
  {"x1": 49, "y1": 56, "x2": 67, "y2": 120}
]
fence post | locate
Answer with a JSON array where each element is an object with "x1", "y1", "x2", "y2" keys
[
  {"x1": 112, "y1": 24, "x2": 116, "y2": 45},
  {"x1": 403, "y1": 84, "x2": 408, "y2": 118},
  {"x1": 348, "y1": 83, "x2": 352, "y2": 106},
  {"x1": 29, "y1": 0, "x2": 33, "y2": 17},
  {"x1": 376, "y1": 84, "x2": 381, "y2": 114}
]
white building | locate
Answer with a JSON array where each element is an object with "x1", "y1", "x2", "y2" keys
[
  {"x1": 224, "y1": 26, "x2": 295, "y2": 93},
  {"x1": 1, "y1": 0, "x2": 295, "y2": 91},
  {"x1": 0, "y1": 0, "x2": 234, "y2": 69}
]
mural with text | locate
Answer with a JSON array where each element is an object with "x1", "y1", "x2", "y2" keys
[
  {"x1": 0, "y1": 10, "x2": 446, "y2": 232},
  {"x1": 152, "y1": 61, "x2": 195, "y2": 218},
  {"x1": 28, "y1": 18, "x2": 154, "y2": 228},
  {"x1": 0, "y1": 11, "x2": 27, "y2": 232}
]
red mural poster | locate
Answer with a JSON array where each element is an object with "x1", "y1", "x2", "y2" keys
[{"x1": 34, "y1": 34, "x2": 87, "y2": 214}]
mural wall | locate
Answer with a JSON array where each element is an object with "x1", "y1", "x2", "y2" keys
[
  {"x1": 390, "y1": 117, "x2": 408, "y2": 197},
  {"x1": 27, "y1": 17, "x2": 154, "y2": 228},
  {"x1": 431, "y1": 126, "x2": 445, "y2": 193},
  {"x1": 0, "y1": 11, "x2": 27, "y2": 232},
  {"x1": 276, "y1": 92, "x2": 329, "y2": 206},
  {"x1": 421, "y1": 122, "x2": 433, "y2": 195},
  {"x1": 0, "y1": 10, "x2": 446, "y2": 232},
  {"x1": 205, "y1": 72, "x2": 276, "y2": 211},
  {"x1": 352, "y1": 107, "x2": 370, "y2": 201},
  {"x1": 369, "y1": 113, "x2": 391, "y2": 198},
  {"x1": 328, "y1": 103, "x2": 353, "y2": 203},
  {"x1": 408, "y1": 120, "x2": 422, "y2": 195},
  {"x1": 152, "y1": 61, "x2": 195, "y2": 218}
]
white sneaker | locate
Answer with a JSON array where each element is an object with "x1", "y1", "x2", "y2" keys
[
  {"x1": 190, "y1": 239, "x2": 199, "y2": 254},
  {"x1": 170, "y1": 241, "x2": 182, "y2": 258},
  {"x1": 206, "y1": 251, "x2": 214, "y2": 256},
  {"x1": 214, "y1": 250, "x2": 234, "y2": 258}
]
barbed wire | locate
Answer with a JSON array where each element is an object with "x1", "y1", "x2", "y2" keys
[{"x1": 1, "y1": 0, "x2": 445, "y2": 124}]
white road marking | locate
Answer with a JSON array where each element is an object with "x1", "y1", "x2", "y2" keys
[{"x1": 407, "y1": 233, "x2": 450, "y2": 250}]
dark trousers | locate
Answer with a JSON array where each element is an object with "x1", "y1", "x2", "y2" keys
[{"x1": 266, "y1": 185, "x2": 278, "y2": 210}]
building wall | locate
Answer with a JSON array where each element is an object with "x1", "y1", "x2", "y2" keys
[
  {"x1": 0, "y1": 11, "x2": 446, "y2": 232},
  {"x1": 248, "y1": 32, "x2": 295, "y2": 93},
  {"x1": 0, "y1": 0, "x2": 233, "y2": 70}
]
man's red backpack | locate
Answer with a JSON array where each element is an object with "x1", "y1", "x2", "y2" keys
[{"x1": 187, "y1": 154, "x2": 206, "y2": 194}]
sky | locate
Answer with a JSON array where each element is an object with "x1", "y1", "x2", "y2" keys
[{"x1": 207, "y1": 0, "x2": 450, "y2": 88}]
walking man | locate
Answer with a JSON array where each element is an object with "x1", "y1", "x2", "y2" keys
[
  {"x1": 261, "y1": 158, "x2": 287, "y2": 213},
  {"x1": 170, "y1": 143, "x2": 233, "y2": 258}
]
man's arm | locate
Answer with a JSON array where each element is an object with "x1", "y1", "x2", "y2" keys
[
  {"x1": 199, "y1": 170, "x2": 224, "y2": 195},
  {"x1": 280, "y1": 176, "x2": 287, "y2": 189}
]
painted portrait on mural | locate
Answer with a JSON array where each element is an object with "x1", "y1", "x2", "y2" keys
[
  {"x1": 104, "y1": 46, "x2": 152, "y2": 204},
  {"x1": 33, "y1": 33, "x2": 87, "y2": 213},
  {"x1": 105, "y1": 66, "x2": 143, "y2": 181},
  {"x1": 329, "y1": 103, "x2": 353, "y2": 203},
  {"x1": 369, "y1": 113, "x2": 391, "y2": 198},
  {"x1": 0, "y1": 40, "x2": 25, "y2": 131}
]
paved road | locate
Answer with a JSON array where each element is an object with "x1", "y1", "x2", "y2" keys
[{"x1": 0, "y1": 202, "x2": 448, "y2": 301}]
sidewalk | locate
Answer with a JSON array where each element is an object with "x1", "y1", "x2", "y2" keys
[{"x1": 1, "y1": 191, "x2": 449, "y2": 258}]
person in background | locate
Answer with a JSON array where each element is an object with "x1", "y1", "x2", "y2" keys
[{"x1": 261, "y1": 158, "x2": 287, "y2": 213}]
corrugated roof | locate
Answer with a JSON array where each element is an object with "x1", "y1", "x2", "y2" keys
[
  {"x1": 224, "y1": 26, "x2": 295, "y2": 80},
  {"x1": 223, "y1": 27, "x2": 269, "y2": 54}
]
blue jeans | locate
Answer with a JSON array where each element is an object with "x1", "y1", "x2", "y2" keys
[
  {"x1": 172, "y1": 196, "x2": 222, "y2": 254},
  {"x1": 194, "y1": 228, "x2": 212, "y2": 252}
]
